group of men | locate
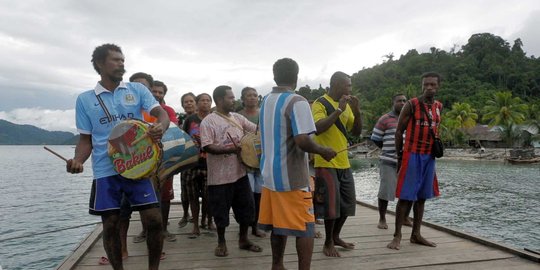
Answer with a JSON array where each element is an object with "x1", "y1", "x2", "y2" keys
[{"x1": 66, "y1": 43, "x2": 443, "y2": 270}]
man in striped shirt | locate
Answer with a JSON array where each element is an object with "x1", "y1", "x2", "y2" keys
[
  {"x1": 259, "y1": 58, "x2": 336, "y2": 270},
  {"x1": 371, "y1": 94, "x2": 407, "y2": 230}
]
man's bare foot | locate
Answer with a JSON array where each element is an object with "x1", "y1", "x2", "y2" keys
[
  {"x1": 333, "y1": 238, "x2": 355, "y2": 249},
  {"x1": 239, "y1": 240, "x2": 263, "y2": 252},
  {"x1": 189, "y1": 228, "x2": 200, "y2": 239},
  {"x1": 377, "y1": 219, "x2": 388, "y2": 229},
  {"x1": 403, "y1": 217, "x2": 413, "y2": 227},
  {"x1": 252, "y1": 229, "x2": 266, "y2": 238},
  {"x1": 387, "y1": 236, "x2": 401, "y2": 250},
  {"x1": 410, "y1": 234, "x2": 437, "y2": 247},
  {"x1": 215, "y1": 243, "x2": 228, "y2": 257},
  {"x1": 314, "y1": 231, "x2": 323, "y2": 238},
  {"x1": 323, "y1": 243, "x2": 341, "y2": 257},
  {"x1": 178, "y1": 216, "x2": 189, "y2": 228},
  {"x1": 208, "y1": 221, "x2": 216, "y2": 231}
]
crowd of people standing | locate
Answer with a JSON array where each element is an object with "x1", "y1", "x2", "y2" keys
[{"x1": 66, "y1": 43, "x2": 443, "y2": 270}]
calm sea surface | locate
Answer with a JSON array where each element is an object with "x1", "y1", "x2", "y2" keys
[{"x1": 0, "y1": 145, "x2": 539, "y2": 269}]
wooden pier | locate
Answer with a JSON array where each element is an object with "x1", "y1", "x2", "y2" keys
[{"x1": 57, "y1": 202, "x2": 539, "y2": 269}]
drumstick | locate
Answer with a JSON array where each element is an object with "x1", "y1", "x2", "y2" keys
[
  {"x1": 43, "y1": 146, "x2": 68, "y2": 162},
  {"x1": 226, "y1": 132, "x2": 238, "y2": 148},
  {"x1": 336, "y1": 142, "x2": 363, "y2": 154}
]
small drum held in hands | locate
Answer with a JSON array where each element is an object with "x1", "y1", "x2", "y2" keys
[
  {"x1": 108, "y1": 119, "x2": 161, "y2": 180},
  {"x1": 157, "y1": 125, "x2": 199, "y2": 181},
  {"x1": 240, "y1": 132, "x2": 262, "y2": 169}
]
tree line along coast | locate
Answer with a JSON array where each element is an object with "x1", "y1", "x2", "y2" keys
[{"x1": 2, "y1": 32, "x2": 538, "y2": 149}]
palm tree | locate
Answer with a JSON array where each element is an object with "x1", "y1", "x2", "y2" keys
[
  {"x1": 482, "y1": 91, "x2": 528, "y2": 148},
  {"x1": 482, "y1": 91, "x2": 527, "y2": 127},
  {"x1": 443, "y1": 102, "x2": 478, "y2": 146}
]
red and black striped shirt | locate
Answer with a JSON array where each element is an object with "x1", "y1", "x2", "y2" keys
[{"x1": 403, "y1": 98, "x2": 443, "y2": 154}]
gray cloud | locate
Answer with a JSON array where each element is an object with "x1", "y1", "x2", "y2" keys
[{"x1": 0, "y1": 0, "x2": 538, "y2": 131}]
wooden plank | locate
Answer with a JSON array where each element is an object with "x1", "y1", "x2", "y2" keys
[
  {"x1": 65, "y1": 203, "x2": 539, "y2": 270},
  {"x1": 56, "y1": 224, "x2": 103, "y2": 270}
]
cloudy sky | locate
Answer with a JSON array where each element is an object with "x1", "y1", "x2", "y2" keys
[{"x1": 1, "y1": 0, "x2": 539, "y2": 133}]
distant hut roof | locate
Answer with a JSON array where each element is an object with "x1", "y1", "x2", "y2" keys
[{"x1": 466, "y1": 125, "x2": 502, "y2": 141}]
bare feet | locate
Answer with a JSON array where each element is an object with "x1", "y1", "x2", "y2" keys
[
  {"x1": 252, "y1": 228, "x2": 266, "y2": 238},
  {"x1": 410, "y1": 234, "x2": 437, "y2": 247},
  {"x1": 377, "y1": 219, "x2": 388, "y2": 229},
  {"x1": 239, "y1": 240, "x2": 263, "y2": 252},
  {"x1": 323, "y1": 242, "x2": 341, "y2": 257},
  {"x1": 387, "y1": 236, "x2": 401, "y2": 250},
  {"x1": 403, "y1": 217, "x2": 413, "y2": 227},
  {"x1": 334, "y1": 238, "x2": 355, "y2": 249},
  {"x1": 208, "y1": 222, "x2": 216, "y2": 231},
  {"x1": 178, "y1": 217, "x2": 189, "y2": 228},
  {"x1": 189, "y1": 228, "x2": 200, "y2": 239},
  {"x1": 215, "y1": 243, "x2": 228, "y2": 257},
  {"x1": 314, "y1": 231, "x2": 323, "y2": 238}
]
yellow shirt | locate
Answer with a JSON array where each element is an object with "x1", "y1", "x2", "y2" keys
[{"x1": 312, "y1": 94, "x2": 355, "y2": 169}]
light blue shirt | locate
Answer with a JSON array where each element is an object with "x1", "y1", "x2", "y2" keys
[{"x1": 75, "y1": 82, "x2": 159, "y2": 179}]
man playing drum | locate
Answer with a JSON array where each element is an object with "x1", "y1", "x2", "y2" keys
[
  {"x1": 66, "y1": 44, "x2": 170, "y2": 270},
  {"x1": 200, "y1": 85, "x2": 263, "y2": 257}
]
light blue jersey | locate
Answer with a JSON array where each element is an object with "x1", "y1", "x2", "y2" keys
[{"x1": 76, "y1": 82, "x2": 159, "y2": 179}]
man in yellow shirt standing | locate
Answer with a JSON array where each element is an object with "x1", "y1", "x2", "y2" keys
[{"x1": 312, "y1": 71, "x2": 362, "y2": 257}]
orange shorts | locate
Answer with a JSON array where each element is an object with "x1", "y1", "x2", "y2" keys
[{"x1": 258, "y1": 187, "x2": 315, "y2": 237}]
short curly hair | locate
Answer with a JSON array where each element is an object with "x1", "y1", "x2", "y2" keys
[{"x1": 91, "y1": 44, "x2": 122, "y2": 75}]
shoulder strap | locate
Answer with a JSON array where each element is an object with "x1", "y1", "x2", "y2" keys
[
  {"x1": 214, "y1": 111, "x2": 244, "y2": 132},
  {"x1": 418, "y1": 101, "x2": 437, "y2": 139},
  {"x1": 315, "y1": 96, "x2": 348, "y2": 139},
  {"x1": 95, "y1": 94, "x2": 113, "y2": 122}
]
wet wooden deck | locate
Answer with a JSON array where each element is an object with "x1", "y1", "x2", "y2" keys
[{"x1": 58, "y1": 202, "x2": 539, "y2": 270}]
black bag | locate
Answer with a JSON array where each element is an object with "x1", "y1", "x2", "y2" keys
[
  {"x1": 419, "y1": 101, "x2": 444, "y2": 158},
  {"x1": 431, "y1": 137, "x2": 444, "y2": 158}
]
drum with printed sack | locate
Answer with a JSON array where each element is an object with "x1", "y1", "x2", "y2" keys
[
  {"x1": 157, "y1": 124, "x2": 199, "y2": 181},
  {"x1": 240, "y1": 132, "x2": 262, "y2": 169},
  {"x1": 108, "y1": 119, "x2": 162, "y2": 180}
]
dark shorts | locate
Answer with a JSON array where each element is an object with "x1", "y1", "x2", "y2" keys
[
  {"x1": 208, "y1": 176, "x2": 255, "y2": 228},
  {"x1": 89, "y1": 174, "x2": 159, "y2": 216},
  {"x1": 184, "y1": 167, "x2": 208, "y2": 201},
  {"x1": 180, "y1": 172, "x2": 188, "y2": 203},
  {"x1": 160, "y1": 176, "x2": 174, "y2": 201},
  {"x1": 314, "y1": 168, "x2": 356, "y2": 219}
]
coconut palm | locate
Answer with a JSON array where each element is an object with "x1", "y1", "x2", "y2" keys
[
  {"x1": 446, "y1": 102, "x2": 478, "y2": 129},
  {"x1": 482, "y1": 91, "x2": 527, "y2": 127}
]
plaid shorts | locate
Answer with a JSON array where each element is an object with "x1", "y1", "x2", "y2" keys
[{"x1": 184, "y1": 167, "x2": 208, "y2": 202}]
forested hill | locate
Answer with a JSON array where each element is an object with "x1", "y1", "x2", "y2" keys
[
  {"x1": 294, "y1": 33, "x2": 540, "y2": 146},
  {"x1": 0, "y1": 119, "x2": 77, "y2": 145},
  {"x1": 347, "y1": 33, "x2": 540, "y2": 130}
]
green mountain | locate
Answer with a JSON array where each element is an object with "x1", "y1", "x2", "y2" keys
[{"x1": 0, "y1": 119, "x2": 77, "y2": 145}]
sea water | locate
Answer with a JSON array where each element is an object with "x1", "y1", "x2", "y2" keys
[{"x1": 0, "y1": 146, "x2": 538, "y2": 269}]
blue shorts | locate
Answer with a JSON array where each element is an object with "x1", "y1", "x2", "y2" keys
[
  {"x1": 89, "y1": 174, "x2": 159, "y2": 215},
  {"x1": 396, "y1": 152, "x2": 440, "y2": 201}
]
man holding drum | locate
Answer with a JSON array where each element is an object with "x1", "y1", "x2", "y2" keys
[
  {"x1": 200, "y1": 85, "x2": 263, "y2": 257},
  {"x1": 66, "y1": 44, "x2": 170, "y2": 270}
]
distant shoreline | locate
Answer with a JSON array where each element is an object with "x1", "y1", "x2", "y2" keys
[{"x1": 355, "y1": 148, "x2": 540, "y2": 162}]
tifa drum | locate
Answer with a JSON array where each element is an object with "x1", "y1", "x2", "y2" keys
[
  {"x1": 157, "y1": 124, "x2": 199, "y2": 181},
  {"x1": 240, "y1": 132, "x2": 262, "y2": 169},
  {"x1": 108, "y1": 119, "x2": 161, "y2": 180}
]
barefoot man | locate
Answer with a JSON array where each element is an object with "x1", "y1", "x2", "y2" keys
[
  {"x1": 387, "y1": 72, "x2": 443, "y2": 250},
  {"x1": 67, "y1": 44, "x2": 169, "y2": 270},
  {"x1": 312, "y1": 71, "x2": 362, "y2": 257},
  {"x1": 259, "y1": 58, "x2": 336, "y2": 270},
  {"x1": 371, "y1": 94, "x2": 410, "y2": 229}
]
